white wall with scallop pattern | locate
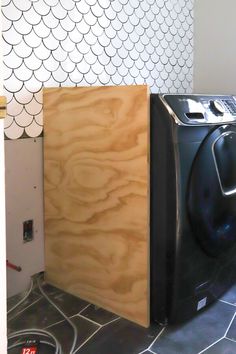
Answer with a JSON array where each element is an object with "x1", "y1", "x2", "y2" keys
[{"x1": 2, "y1": 0, "x2": 194, "y2": 139}]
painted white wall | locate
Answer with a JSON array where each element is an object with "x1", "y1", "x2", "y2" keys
[
  {"x1": 5, "y1": 138, "x2": 45, "y2": 297},
  {"x1": 194, "y1": 0, "x2": 236, "y2": 94},
  {"x1": 0, "y1": 0, "x2": 7, "y2": 351},
  {"x1": 0, "y1": 126, "x2": 6, "y2": 353},
  {"x1": 0, "y1": 124, "x2": 7, "y2": 350}
]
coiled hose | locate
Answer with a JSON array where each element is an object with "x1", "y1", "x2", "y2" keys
[{"x1": 7, "y1": 274, "x2": 79, "y2": 354}]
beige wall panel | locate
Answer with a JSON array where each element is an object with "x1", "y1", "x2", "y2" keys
[
  {"x1": 194, "y1": 0, "x2": 236, "y2": 94},
  {"x1": 44, "y1": 85, "x2": 149, "y2": 327}
]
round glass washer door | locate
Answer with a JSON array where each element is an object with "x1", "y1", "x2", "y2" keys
[{"x1": 188, "y1": 125, "x2": 236, "y2": 257}]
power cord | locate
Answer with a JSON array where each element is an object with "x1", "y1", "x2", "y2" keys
[
  {"x1": 37, "y1": 274, "x2": 78, "y2": 354},
  {"x1": 8, "y1": 328, "x2": 62, "y2": 353},
  {"x1": 7, "y1": 275, "x2": 62, "y2": 353},
  {"x1": 7, "y1": 273, "x2": 80, "y2": 353},
  {"x1": 7, "y1": 278, "x2": 34, "y2": 315}
]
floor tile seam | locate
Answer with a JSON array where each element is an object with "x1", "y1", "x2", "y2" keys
[
  {"x1": 43, "y1": 302, "x2": 91, "y2": 321},
  {"x1": 148, "y1": 326, "x2": 166, "y2": 350},
  {"x1": 72, "y1": 326, "x2": 102, "y2": 354},
  {"x1": 148, "y1": 349, "x2": 158, "y2": 354},
  {"x1": 101, "y1": 316, "x2": 121, "y2": 327},
  {"x1": 137, "y1": 348, "x2": 157, "y2": 354},
  {"x1": 77, "y1": 303, "x2": 120, "y2": 327},
  {"x1": 7, "y1": 291, "x2": 42, "y2": 311},
  {"x1": 44, "y1": 318, "x2": 66, "y2": 330},
  {"x1": 224, "y1": 310, "x2": 236, "y2": 337},
  {"x1": 219, "y1": 299, "x2": 236, "y2": 307},
  {"x1": 75, "y1": 313, "x2": 103, "y2": 327},
  {"x1": 197, "y1": 337, "x2": 224, "y2": 354},
  {"x1": 224, "y1": 336, "x2": 236, "y2": 343},
  {"x1": 8, "y1": 288, "x2": 39, "y2": 305},
  {"x1": 44, "y1": 311, "x2": 103, "y2": 329},
  {"x1": 7, "y1": 296, "x2": 43, "y2": 323},
  {"x1": 78, "y1": 304, "x2": 91, "y2": 315}
]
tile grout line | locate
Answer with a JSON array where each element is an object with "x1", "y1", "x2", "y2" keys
[
  {"x1": 197, "y1": 337, "x2": 224, "y2": 354},
  {"x1": 219, "y1": 299, "x2": 236, "y2": 307},
  {"x1": 148, "y1": 349, "x2": 158, "y2": 354},
  {"x1": 44, "y1": 318, "x2": 66, "y2": 330},
  {"x1": 73, "y1": 326, "x2": 101, "y2": 354},
  {"x1": 7, "y1": 297, "x2": 43, "y2": 322},
  {"x1": 147, "y1": 327, "x2": 166, "y2": 350},
  {"x1": 73, "y1": 308, "x2": 120, "y2": 328},
  {"x1": 102, "y1": 317, "x2": 121, "y2": 327},
  {"x1": 225, "y1": 337, "x2": 236, "y2": 343},
  {"x1": 78, "y1": 304, "x2": 91, "y2": 315},
  {"x1": 138, "y1": 346, "x2": 158, "y2": 354},
  {"x1": 224, "y1": 310, "x2": 236, "y2": 337},
  {"x1": 76, "y1": 313, "x2": 103, "y2": 327}
]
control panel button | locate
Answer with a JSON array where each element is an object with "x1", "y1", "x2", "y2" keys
[{"x1": 210, "y1": 100, "x2": 225, "y2": 115}]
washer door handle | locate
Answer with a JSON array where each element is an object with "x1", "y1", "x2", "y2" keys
[{"x1": 212, "y1": 131, "x2": 236, "y2": 197}]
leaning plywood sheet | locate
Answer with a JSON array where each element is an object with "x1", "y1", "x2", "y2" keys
[{"x1": 43, "y1": 85, "x2": 149, "y2": 327}]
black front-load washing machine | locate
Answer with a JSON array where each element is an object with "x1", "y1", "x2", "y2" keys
[{"x1": 150, "y1": 94, "x2": 236, "y2": 325}]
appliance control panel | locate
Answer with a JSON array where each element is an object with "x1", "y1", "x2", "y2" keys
[{"x1": 162, "y1": 95, "x2": 236, "y2": 125}]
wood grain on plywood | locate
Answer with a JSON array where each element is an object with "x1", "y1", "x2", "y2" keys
[
  {"x1": 0, "y1": 96, "x2": 7, "y2": 118},
  {"x1": 43, "y1": 85, "x2": 149, "y2": 327}
]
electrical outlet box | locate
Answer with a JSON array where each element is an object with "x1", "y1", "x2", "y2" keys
[{"x1": 23, "y1": 220, "x2": 33, "y2": 243}]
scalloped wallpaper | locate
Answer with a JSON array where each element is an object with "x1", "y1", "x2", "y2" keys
[{"x1": 2, "y1": 0, "x2": 193, "y2": 139}]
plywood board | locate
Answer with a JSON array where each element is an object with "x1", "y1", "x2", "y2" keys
[
  {"x1": 43, "y1": 85, "x2": 149, "y2": 327},
  {"x1": 0, "y1": 96, "x2": 7, "y2": 118}
]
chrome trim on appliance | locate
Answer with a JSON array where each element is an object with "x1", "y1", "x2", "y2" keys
[
  {"x1": 159, "y1": 95, "x2": 187, "y2": 126},
  {"x1": 212, "y1": 131, "x2": 236, "y2": 197}
]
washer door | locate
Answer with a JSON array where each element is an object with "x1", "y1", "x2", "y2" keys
[{"x1": 188, "y1": 125, "x2": 236, "y2": 257}]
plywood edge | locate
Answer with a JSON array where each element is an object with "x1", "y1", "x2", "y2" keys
[
  {"x1": 0, "y1": 96, "x2": 7, "y2": 119},
  {"x1": 43, "y1": 84, "x2": 149, "y2": 95},
  {"x1": 45, "y1": 276, "x2": 150, "y2": 328},
  {"x1": 146, "y1": 86, "x2": 151, "y2": 328}
]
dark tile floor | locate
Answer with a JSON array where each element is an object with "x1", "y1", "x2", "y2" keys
[{"x1": 7, "y1": 279, "x2": 236, "y2": 354}]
